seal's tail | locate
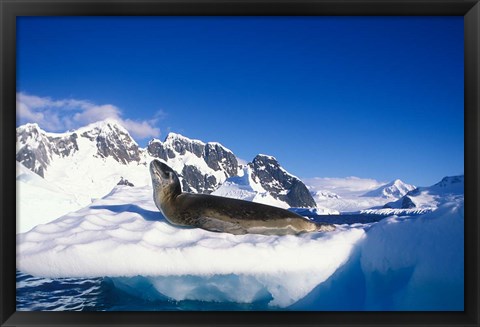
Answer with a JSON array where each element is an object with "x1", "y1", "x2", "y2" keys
[{"x1": 315, "y1": 222, "x2": 336, "y2": 232}]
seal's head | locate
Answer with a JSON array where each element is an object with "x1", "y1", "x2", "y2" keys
[{"x1": 150, "y1": 160, "x2": 182, "y2": 207}]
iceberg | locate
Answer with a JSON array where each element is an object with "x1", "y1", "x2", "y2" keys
[
  {"x1": 16, "y1": 183, "x2": 464, "y2": 310},
  {"x1": 292, "y1": 197, "x2": 464, "y2": 310},
  {"x1": 17, "y1": 185, "x2": 364, "y2": 307}
]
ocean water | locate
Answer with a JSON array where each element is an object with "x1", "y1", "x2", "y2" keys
[{"x1": 16, "y1": 270, "x2": 274, "y2": 311}]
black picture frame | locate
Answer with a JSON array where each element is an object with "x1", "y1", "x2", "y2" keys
[{"x1": 1, "y1": 0, "x2": 479, "y2": 326}]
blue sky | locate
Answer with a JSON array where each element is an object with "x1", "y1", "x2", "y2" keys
[{"x1": 16, "y1": 16, "x2": 464, "y2": 186}]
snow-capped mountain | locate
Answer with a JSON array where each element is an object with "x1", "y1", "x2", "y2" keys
[
  {"x1": 16, "y1": 120, "x2": 142, "y2": 178},
  {"x1": 16, "y1": 123, "x2": 79, "y2": 177},
  {"x1": 16, "y1": 120, "x2": 317, "y2": 224},
  {"x1": 77, "y1": 119, "x2": 141, "y2": 164},
  {"x1": 384, "y1": 175, "x2": 464, "y2": 211},
  {"x1": 147, "y1": 132, "x2": 238, "y2": 194},
  {"x1": 303, "y1": 178, "x2": 416, "y2": 213},
  {"x1": 305, "y1": 178, "x2": 416, "y2": 213},
  {"x1": 429, "y1": 175, "x2": 464, "y2": 193},
  {"x1": 311, "y1": 190, "x2": 340, "y2": 200},
  {"x1": 212, "y1": 165, "x2": 289, "y2": 208},
  {"x1": 213, "y1": 162, "x2": 320, "y2": 209},
  {"x1": 361, "y1": 179, "x2": 416, "y2": 199},
  {"x1": 248, "y1": 154, "x2": 317, "y2": 208}
]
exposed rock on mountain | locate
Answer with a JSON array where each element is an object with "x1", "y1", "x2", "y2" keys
[
  {"x1": 248, "y1": 154, "x2": 316, "y2": 208},
  {"x1": 147, "y1": 133, "x2": 239, "y2": 194},
  {"x1": 16, "y1": 123, "x2": 79, "y2": 177},
  {"x1": 117, "y1": 177, "x2": 134, "y2": 187},
  {"x1": 78, "y1": 120, "x2": 141, "y2": 164},
  {"x1": 384, "y1": 175, "x2": 464, "y2": 210},
  {"x1": 16, "y1": 120, "x2": 141, "y2": 177},
  {"x1": 16, "y1": 120, "x2": 316, "y2": 208}
]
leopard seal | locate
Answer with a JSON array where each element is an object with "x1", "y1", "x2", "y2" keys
[{"x1": 150, "y1": 159, "x2": 335, "y2": 235}]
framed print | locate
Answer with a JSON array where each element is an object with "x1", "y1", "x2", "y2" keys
[{"x1": 1, "y1": 0, "x2": 479, "y2": 326}]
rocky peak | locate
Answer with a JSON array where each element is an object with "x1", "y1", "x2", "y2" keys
[
  {"x1": 16, "y1": 123, "x2": 42, "y2": 144},
  {"x1": 16, "y1": 124, "x2": 80, "y2": 177},
  {"x1": 74, "y1": 119, "x2": 141, "y2": 164},
  {"x1": 384, "y1": 175, "x2": 464, "y2": 210},
  {"x1": 248, "y1": 154, "x2": 316, "y2": 208},
  {"x1": 204, "y1": 143, "x2": 238, "y2": 177},
  {"x1": 93, "y1": 121, "x2": 140, "y2": 164},
  {"x1": 79, "y1": 119, "x2": 123, "y2": 134},
  {"x1": 147, "y1": 132, "x2": 239, "y2": 194},
  {"x1": 16, "y1": 120, "x2": 142, "y2": 178},
  {"x1": 165, "y1": 132, "x2": 205, "y2": 158}
]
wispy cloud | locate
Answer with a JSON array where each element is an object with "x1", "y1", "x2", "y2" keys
[
  {"x1": 16, "y1": 92, "x2": 161, "y2": 139},
  {"x1": 303, "y1": 176, "x2": 386, "y2": 195}
]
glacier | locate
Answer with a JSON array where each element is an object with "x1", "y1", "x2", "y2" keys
[{"x1": 16, "y1": 182, "x2": 464, "y2": 310}]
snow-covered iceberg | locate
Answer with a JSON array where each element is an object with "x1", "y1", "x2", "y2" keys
[
  {"x1": 292, "y1": 197, "x2": 464, "y2": 310},
  {"x1": 17, "y1": 185, "x2": 364, "y2": 307},
  {"x1": 360, "y1": 200, "x2": 464, "y2": 310},
  {"x1": 16, "y1": 183, "x2": 464, "y2": 310}
]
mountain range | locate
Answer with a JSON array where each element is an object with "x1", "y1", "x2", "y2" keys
[
  {"x1": 16, "y1": 119, "x2": 464, "y2": 233},
  {"x1": 361, "y1": 179, "x2": 416, "y2": 199},
  {"x1": 384, "y1": 175, "x2": 464, "y2": 210},
  {"x1": 16, "y1": 119, "x2": 315, "y2": 209}
]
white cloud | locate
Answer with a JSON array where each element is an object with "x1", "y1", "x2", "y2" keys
[
  {"x1": 303, "y1": 176, "x2": 386, "y2": 196},
  {"x1": 236, "y1": 157, "x2": 248, "y2": 166},
  {"x1": 72, "y1": 104, "x2": 122, "y2": 125},
  {"x1": 16, "y1": 92, "x2": 162, "y2": 140},
  {"x1": 122, "y1": 119, "x2": 161, "y2": 139},
  {"x1": 17, "y1": 100, "x2": 44, "y2": 122}
]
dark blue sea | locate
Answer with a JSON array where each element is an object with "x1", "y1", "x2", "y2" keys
[{"x1": 16, "y1": 270, "x2": 275, "y2": 311}]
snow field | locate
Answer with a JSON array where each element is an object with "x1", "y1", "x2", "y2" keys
[{"x1": 16, "y1": 162, "x2": 91, "y2": 233}]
